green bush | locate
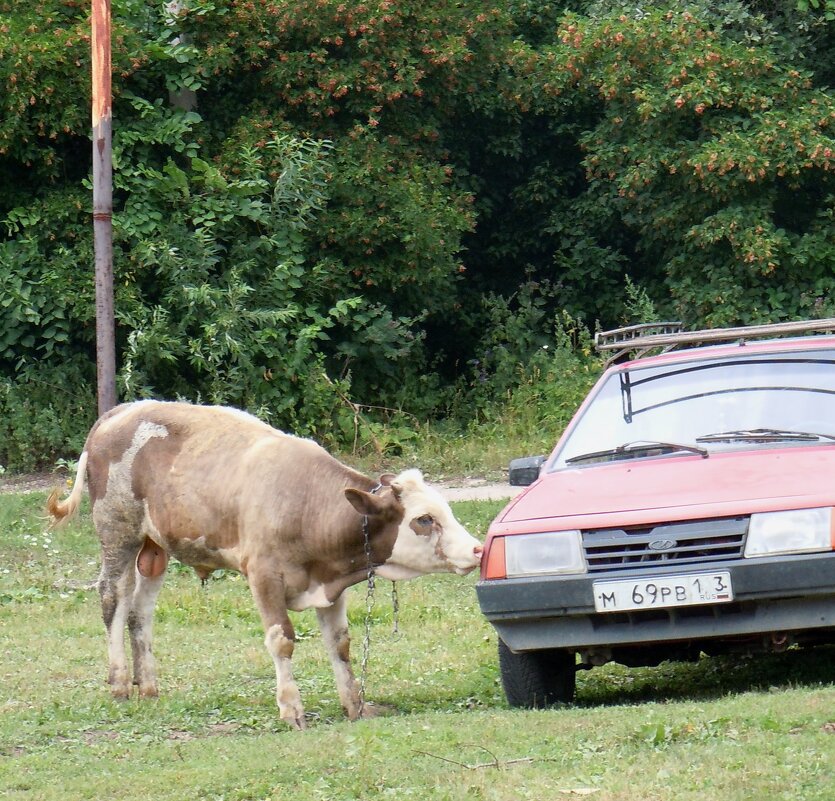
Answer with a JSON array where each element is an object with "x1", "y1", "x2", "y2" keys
[
  {"x1": 0, "y1": 362, "x2": 95, "y2": 472},
  {"x1": 471, "y1": 309, "x2": 601, "y2": 439},
  {"x1": 3, "y1": 0, "x2": 835, "y2": 471},
  {"x1": 461, "y1": 280, "x2": 599, "y2": 411},
  {"x1": 510, "y1": 4, "x2": 835, "y2": 326}
]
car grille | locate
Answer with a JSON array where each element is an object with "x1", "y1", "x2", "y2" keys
[{"x1": 582, "y1": 517, "x2": 748, "y2": 572}]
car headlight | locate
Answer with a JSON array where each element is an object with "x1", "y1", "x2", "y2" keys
[
  {"x1": 744, "y1": 508, "x2": 834, "y2": 558},
  {"x1": 504, "y1": 530, "x2": 587, "y2": 577}
]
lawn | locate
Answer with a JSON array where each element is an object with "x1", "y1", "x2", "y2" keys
[{"x1": 1, "y1": 491, "x2": 833, "y2": 801}]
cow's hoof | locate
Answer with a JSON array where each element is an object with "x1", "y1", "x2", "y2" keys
[
  {"x1": 283, "y1": 715, "x2": 307, "y2": 731},
  {"x1": 138, "y1": 685, "x2": 159, "y2": 699},
  {"x1": 108, "y1": 667, "x2": 132, "y2": 699},
  {"x1": 356, "y1": 702, "x2": 396, "y2": 720}
]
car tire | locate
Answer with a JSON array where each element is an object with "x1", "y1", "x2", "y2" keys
[{"x1": 498, "y1": 638, "x2": 576, "y2": 708}]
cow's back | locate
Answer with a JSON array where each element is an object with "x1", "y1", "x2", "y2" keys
[
  {"x1": 86, "y1": 401, "x2": 275, "y2": 502},
  {"x1": 85, "y1": 401, "x2": 363, "y2": 562}
]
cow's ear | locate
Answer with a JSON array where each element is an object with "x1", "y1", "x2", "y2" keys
[
  {"x1": 344, "y1": 488, "x2": 388, "y2": 517},
  {"x1": 379, "y1": 473, "x2": 396, "y2": 486}
]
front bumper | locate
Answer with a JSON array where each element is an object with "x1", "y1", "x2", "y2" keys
[{"x1": 476, "y1": 552, "x2": 835, "y2": 652}]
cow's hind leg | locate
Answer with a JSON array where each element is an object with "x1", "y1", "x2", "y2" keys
[
  {"x1": 128, "y1": 538, "x2": 169, "y2": 698},
  {"x1": 316, "y1": 593, "x2": 365, "y2": 721},
  {"x1": 98, "y1": 543, "x2": 141, "y2": 699},
  {"x1": 249, "y1": 569, "x2": 306, "y2": 730}
]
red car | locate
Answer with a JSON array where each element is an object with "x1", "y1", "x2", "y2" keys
[{"x1": 476, "y1": 319, "x2": 835, "y2": 707}]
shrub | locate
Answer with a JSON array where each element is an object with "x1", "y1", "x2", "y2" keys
[{"x1": 0, "y1": 362, "x2": 95, "y2": 472}]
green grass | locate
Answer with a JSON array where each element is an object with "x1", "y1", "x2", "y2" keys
[{"x1": 1, "y1": 492, "x2": 834, "y2": 801}]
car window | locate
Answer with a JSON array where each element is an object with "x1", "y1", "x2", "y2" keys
[{"x1": 552, "y1": 348, "x2": 835, "y2": 469}]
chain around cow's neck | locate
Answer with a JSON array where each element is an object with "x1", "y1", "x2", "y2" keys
[
  {"x1": 358, "y1": 510, "x2": 375, "y2": 717},
  {"x1": 357, "y1": 483, "x2": 399, "y2": 718}
]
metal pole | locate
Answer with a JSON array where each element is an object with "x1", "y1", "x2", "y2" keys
[{"x1": 92, "y1": 0, "x2": 117, "y2": 414}]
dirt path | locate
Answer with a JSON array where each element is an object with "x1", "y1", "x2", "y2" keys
[
  {"x1": 1, "y1": 471, "x2": 521, "y2": 502},
  {"x1": 0, "y1": 472, "x2": 57, "y2": 495},
  {"x1": 436, "y1": 480, "x2": 522, "y2": 502}
]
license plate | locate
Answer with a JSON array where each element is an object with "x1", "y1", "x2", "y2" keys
[{"x1": 593, "y1": 571, "x2": 733, "y2": 613}]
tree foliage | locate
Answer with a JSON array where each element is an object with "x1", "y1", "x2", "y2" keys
[
  {"x1": 504, "y1": 3, "x2": 835, "y2": 325},
  {"x1": 1, "y1": 0, "x2": 834, "y2": 468}
]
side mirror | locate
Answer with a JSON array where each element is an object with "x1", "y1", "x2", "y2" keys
[{"x1": 508, "y1": 455, "x2": 546, "y2": 486}]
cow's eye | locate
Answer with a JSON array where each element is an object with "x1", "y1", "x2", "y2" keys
[{"x1": 416, "y1": 514, "x2": 434, "y2": 526}]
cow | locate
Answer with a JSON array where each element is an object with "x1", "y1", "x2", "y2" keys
[{"x1": 47, "y1": 400, "x2": 483, "y2": 730}]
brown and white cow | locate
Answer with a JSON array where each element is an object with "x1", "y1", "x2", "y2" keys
[{"x1": 48, "y1": 400, "x2": 482, "y2": 729}]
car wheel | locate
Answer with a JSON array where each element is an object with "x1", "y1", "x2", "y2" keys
[{"x1": 498, "y1": 638, "x2": 576, "y2": 708}]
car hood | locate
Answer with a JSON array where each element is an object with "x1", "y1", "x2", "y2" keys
[{"x1": 493, "y1": 445, "x2": 835, "y2": 533}]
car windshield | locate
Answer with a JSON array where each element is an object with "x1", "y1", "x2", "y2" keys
[{"x1": 552, "y1": 347, "x2": 835, "y2": 469}]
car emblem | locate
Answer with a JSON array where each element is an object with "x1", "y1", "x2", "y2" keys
[{"x1": 648, "y1": 539, "x2": 677, "y2": 551}]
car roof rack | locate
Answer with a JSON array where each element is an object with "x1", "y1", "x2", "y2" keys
[{"x1": 595, "y1": 318, "x2": 835, "y2": 365}]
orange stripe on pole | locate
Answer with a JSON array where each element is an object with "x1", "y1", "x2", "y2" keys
[
  {"x1": 91, "y1": 0, "x2": 117, "y2": 414},
  {"x1": 91, "y1": 0, "x2": 111, "y2": 126}
]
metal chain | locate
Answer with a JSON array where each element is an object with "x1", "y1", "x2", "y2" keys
[
  {"x1": 358, "y1": 484, "x2": 401, "y2": 716},
  {"x1": 391, "y1": 580, "x2": 399, "y2": 636},
  {"x1": 357, "y1": 511, "x2": 376, "y2": 718}
]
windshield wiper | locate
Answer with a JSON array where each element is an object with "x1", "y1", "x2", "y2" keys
[
  {"x1": 565, "y1": 440, "x2": 709, "y2": 465},
  {"x1": 696, "y1": 428, "x2": 835, "y2": 443}
]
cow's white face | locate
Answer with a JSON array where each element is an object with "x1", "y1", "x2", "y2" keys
[{"x1": 375, "y1": 469, "x2": 483, "y2": 580}]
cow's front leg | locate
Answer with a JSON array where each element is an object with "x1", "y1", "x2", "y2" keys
[
  {"x1": 249, "y1": 569, "x2": 306, "y2": 730},
  {"x1": 316, "y1": 592, "x2": 365, "y2": 720}
]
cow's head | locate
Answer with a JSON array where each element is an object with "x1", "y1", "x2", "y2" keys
[{"x1": 345, "y1": 469, "x2": 482, "y2": 580}]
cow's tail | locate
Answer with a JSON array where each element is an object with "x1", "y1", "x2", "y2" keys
[{"x1": 47, "y1": 451, "x2": 89, "y2": 526}]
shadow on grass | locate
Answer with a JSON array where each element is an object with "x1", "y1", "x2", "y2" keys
[
  {"x1": 340, "y1": 645, "x2": 835, "y2": 720},
  {"x1": 575, "y1": 645, "x2": 835, "y2": 707}
]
